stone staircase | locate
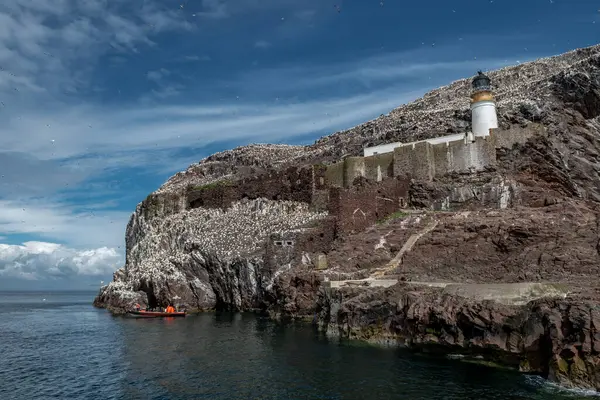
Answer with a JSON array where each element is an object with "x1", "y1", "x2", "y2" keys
[
  {"x1": 370, "y1": 219, "x2": 438, "y2": 278},
  {"x1": 322, "y1": 217, "x2": 439, "y2": 289}
]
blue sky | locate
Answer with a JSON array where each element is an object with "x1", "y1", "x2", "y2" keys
[{"x1": 0, "y1": 0, "x2": 598, "y2": 290}]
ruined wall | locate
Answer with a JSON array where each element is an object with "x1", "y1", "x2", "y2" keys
[
  {"x1": 393, "y1": 135, "x2": 500, "y2": 181},
  {"x1": 387, "y1": 124, "x2": 542, "y2": 181},
  {"x1": 328, "y1": 177, "x2": 409, "y2": 235},
  {"x1": 343, "y1": 157, "x2": 366, "y2": 187},
  {"x1": 311, "y1": 164, "x2": 330, "y2": 211},
  {"x1": 325, "y1": 153, "x2": 393, "y2": 188},
  {"x1": 187, "y1": 125, "x2": 541, "y2": 212},
  {"x1": 324, "y1": 161, "x2": 345, "y2": 188},
  {"x1": 187, "y1": 165, "x2": 321, "y2": 210},
  {"x1": 263, "y1": 217, "x2": 337, "y2": 273},
  {"x1": 364, "y1": 152, "x2": 395, "y2": 182}
]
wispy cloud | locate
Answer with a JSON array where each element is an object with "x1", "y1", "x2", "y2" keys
[
  {"x1": 174, "y1": 55, "x2": 212, "y2": 63},
  {"x1": 0, "y1": 199, "x2": 129, "y2": 248},
  {"x1": 2, "y1": 85, "x2": 429, "y2": 164},
  {"x1": 232, "y1": 36, "x2": 538, "y2": 95},
  {"x1": 147, "y1": 68, "x2": 171, "y2": 82},
  {"x1": 0, "y1": 0, "x2": 193, "y2": 98},
  {"x1": 254, "y1": 40, "x2": 271, "y2": 49},
  {"x1": 193, "y1": 0, "x2": 322, "y2": 19}
]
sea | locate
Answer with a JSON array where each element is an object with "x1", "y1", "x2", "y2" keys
[{"x1": 0, "y1": 291, "x2": 597, "y2": 400}]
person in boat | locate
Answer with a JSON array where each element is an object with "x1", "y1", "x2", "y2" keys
[
  {"x1": 133, "y1": 303, "x2": 141, "y2": 311},
  {"x1": 165, "y1": 305, "x2": 175, "y2": 313}
]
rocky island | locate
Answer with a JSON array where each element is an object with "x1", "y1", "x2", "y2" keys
[{"x1": 95, "y1": 44, "x2": 600, "y2": 391}]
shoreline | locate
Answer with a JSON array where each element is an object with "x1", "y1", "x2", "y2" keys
[{"x1": 94, "y1": 281, "x2": 600, "y2": 393}]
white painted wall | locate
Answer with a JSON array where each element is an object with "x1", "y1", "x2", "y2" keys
[
  {"x1": 471, "y1": 100, "x2": 498, "y2": 137},
  {"x1": 363, "y1": 133, "x2": 467, "y2": 156},
  {"x1": 363, "y1": 141, "x2": 403, "y2": 157},
  {"x1": 422, "y1": 133, "x2": 465, "y2": 146}
]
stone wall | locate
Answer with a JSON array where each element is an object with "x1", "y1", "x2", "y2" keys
[
  {"x1": 324, "y1": 160, "x2": 345, "y2": 188},
  {"x1": 394, "y1": 141, "x2": 435, "y2": 180},
  {"x1": 364, "y1": 152, "x2": 395, "y2": 182},
  {"x1": 327, "y1": 177, "x2": 409, "y2": 235},
  {"x1": 409, "y1": 178, "x2": 519, "y2": 211},
  {"x1": 263, "y1": 217, "x2": 337, "y2": 273},
  {"x1": 325, "y1": 153, "x2": 394, "y2": 188},
  {"x1": 369, "y1": 124, "x2": 544, "y2": 182},
  {"x1": 187, "y1": 165, "x2": 327, "y2": 210},
  {"x1": 491, "y1": 124, "x2": 543, "y2": 149}
]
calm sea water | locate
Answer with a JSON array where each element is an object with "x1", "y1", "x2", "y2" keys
[{"x1": 0, "y1": 291, "x2": 596, "y2": 400}]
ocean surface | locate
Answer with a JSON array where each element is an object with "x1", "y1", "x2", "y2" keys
[{"x1": 0, "y1": 291, "x2": 596, "y2": 400}]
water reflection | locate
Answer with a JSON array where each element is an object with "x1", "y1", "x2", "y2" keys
[{"x1": 116, "y1": 312, "x2": 592, "y2": 400}]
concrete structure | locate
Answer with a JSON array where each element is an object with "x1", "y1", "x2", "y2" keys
[{"x1": 470, "y1": 71, "x2": 498, "y2": 137}]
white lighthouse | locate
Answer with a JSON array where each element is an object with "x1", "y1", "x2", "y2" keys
[{"x1": 470, "y1": 70, "x2": 498, "y2": 137}]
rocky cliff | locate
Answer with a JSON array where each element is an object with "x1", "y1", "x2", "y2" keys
[{"x1": 95, "y1": 44, "x2": 600, "y2": 391}]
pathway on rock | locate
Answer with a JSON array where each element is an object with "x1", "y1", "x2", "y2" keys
[
  {"x1": 370, "y1": 219, "x2": 439, "y2": 278},
  {"x1": 324, "y1": 217, "x2": 439, "y2": 289}
]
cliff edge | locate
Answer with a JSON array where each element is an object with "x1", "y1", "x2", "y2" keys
[{"x1": 95, "y1": 44, "x2": 600, "y2": 391}]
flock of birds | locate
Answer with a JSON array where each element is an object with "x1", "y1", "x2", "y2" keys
[{"x1": 102, "y1": 197, "x2": 328, "y2": 302}]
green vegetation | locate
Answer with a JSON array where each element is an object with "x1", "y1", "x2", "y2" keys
[
  {"x1": 556, "y1": 357, "x2": 569, "y2": 374},
  {"x1": 376, "y1": 210, "x2": 409, "y2": 224},
  {"x1": 425, "y1": 327, "x2": 440, "y2": 335}
]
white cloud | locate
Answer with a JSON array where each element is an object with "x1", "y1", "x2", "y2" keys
[
  {"x1": 254, "y1": 40, "x2": 271, "y2": 49},
  {"x1": 194, "y1": 0, "x2": 321, "y2": 19},
  {"x1": 0, "y1": 199, "x2": 130, "y2": 248},
  {"x1": 1, "y1": 85, "x2": 429, "y2": 164},
  {"x1": 0, "y1": 241, "x2": 122, "y2": 280},
  {"x1": 0, "y1": 0, "x2": 193, "y2": 97},
  {"x1": 147, "y1": 68, "x2": 171, "y2": 82}
]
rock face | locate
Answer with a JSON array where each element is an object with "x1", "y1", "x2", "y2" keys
[
  {"x1": 96, "y1": 198, "x2": 326, "y2": 313},
  {"x1": 95, "y1": 43, "x2": 600, "y2": 390},
  {"x1": 315, "y1": 283, "x2": 600, "y2": 391}
]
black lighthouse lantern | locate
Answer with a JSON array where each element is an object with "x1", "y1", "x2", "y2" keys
[{"x1": 472, "y1": 70, "x2": 492, "y2": 93}]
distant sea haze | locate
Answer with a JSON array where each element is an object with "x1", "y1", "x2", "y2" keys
[{"x1": 0, "y1": 291, "x2": 593, "y2": 400}]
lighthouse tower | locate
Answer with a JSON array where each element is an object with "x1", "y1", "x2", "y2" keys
[{"x1": 470, "y1": 71, "x2": 498, "y2": 137}]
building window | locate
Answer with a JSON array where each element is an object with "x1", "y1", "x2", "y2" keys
[
  {"x1": 274, "y1": 241, "x2": 283, "y2": 246},
  {"x1": 286, "y1": 241, "x2": 294, "y2": 246}
]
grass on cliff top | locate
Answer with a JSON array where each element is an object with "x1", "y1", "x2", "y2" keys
[{"x1": 376, "y1": 210, "x2": 409, "y2": 224}]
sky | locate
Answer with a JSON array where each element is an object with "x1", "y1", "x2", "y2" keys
[{"x1": 0, "y1": 0, "x2": 598, "y2": 290}]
